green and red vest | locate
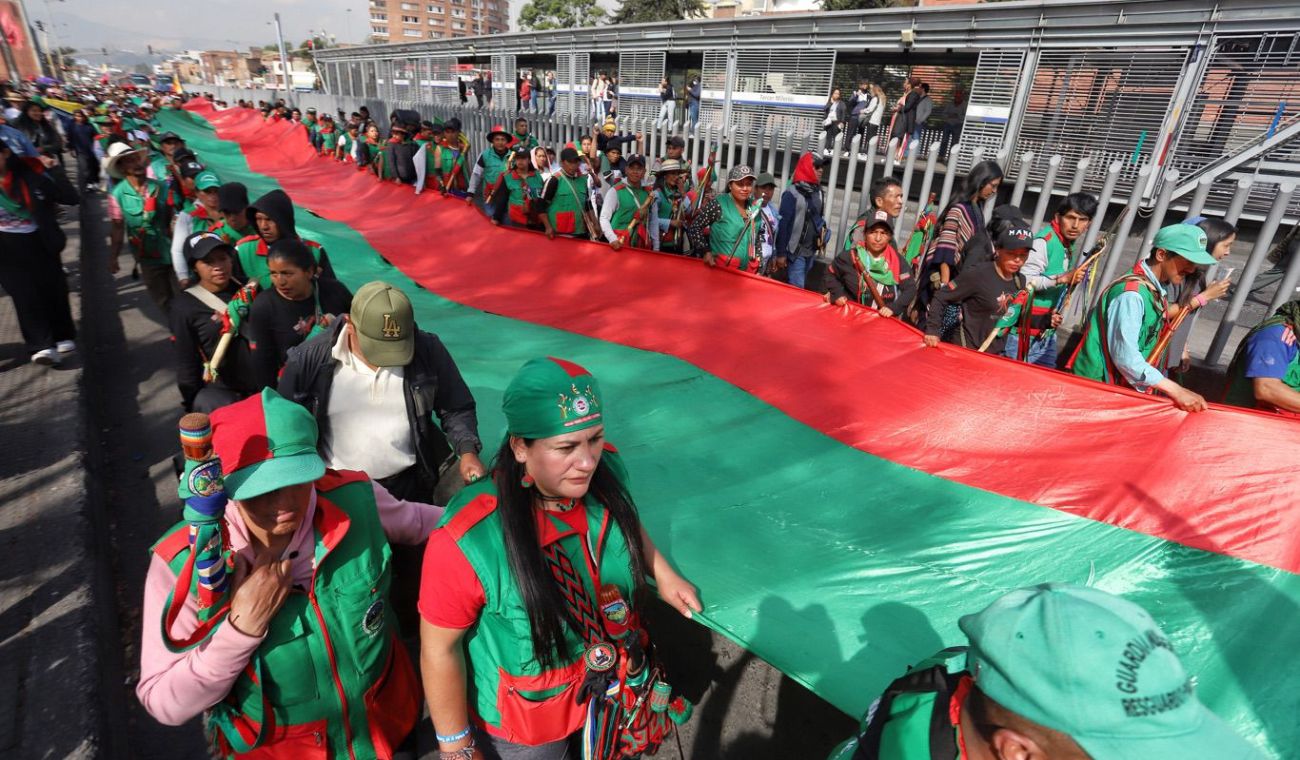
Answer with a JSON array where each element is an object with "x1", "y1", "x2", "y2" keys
[
  {"x1": 1223, "y1": 318, "x2": 1300, "y2": 413},
  {"x1": 112, "y1": 177, "x2": 170, "y2": 264},
  {"x1": 234, "y1": 235, "x2": 327, "y2": 289},
  {"x1": 710, "y1": 196, "x2": 760, "y2": 273},
  {"x1": 186, "y1": 202, "x2": 222, "y2": 235},
  {"x1": 610, "y1": 181, "x2": 651, "y2": 248},
  {"x1": 656, "y1": 187, "x2": 686, "y2": 250},
  {"x1": 434, "y1": 137, "x2": 470, "y2": 191},
  {"x1": 318, "y1": 126, "x2": 339, "y2": 153},
  {"x1": 501, "y1": 169, "x2": 544, "y2": 226},
  {"x1": 151, "y1": 471, "x2": 419, "y2": 759},
  {"x1": 479, "y1": 148, "x2": 511, "y2": 196},
  {"x1": 438, "y1": 476, "x2": 636, "y2": 745},
  {"x1": 511, "y1": 131, "x2": 539, "y2": 151},
  {"x1": 1015, "y1": 222, "x2": 1072, "y2": 338},
  {"x1": 1070, "y1": 264, "x2": 1168, "y2": 388},
  {"x1": 546, "y1": 173, "x2": 592, "y2": 236},
  {"x1": 214, "y1": 220, "x2": 255, "y2": 247}
]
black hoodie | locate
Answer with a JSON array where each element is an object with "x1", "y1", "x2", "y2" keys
[{"x1": 240, "y1": 189, "x2": 336, "y2": 282}]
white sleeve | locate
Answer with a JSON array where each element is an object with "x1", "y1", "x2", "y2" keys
[
  {"x1": 600, "y1": 187, "x2": 620, "y2": 243},
  {"x1": 171, "y1": 212, "x2": 193, "y2": 281}
]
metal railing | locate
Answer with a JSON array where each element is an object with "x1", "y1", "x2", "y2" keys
[{"x1": 190, "y1": 85, "x2": 1299, "y2": 367}]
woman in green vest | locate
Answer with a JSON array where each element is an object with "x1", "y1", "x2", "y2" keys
[
  {"x1": 688, "y1": 165, "x2": 762, "y2": 272},
  {"x1": 489, "y1": 146, "x2": 545, "y2": 230},
  {"x1": 653, "y1": 160, "x2": 690, "y2": 254},
  {"x1": 137, "y1": 388, "x2": 440, "y2": 758},
  {"x1": 435, "y1": 118, "x2": 471, "y2": 196},
  {"x1": 419, "y1": 357, "x2": 700, "y2": 760}
]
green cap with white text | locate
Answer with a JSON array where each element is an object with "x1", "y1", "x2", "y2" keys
[{"x1": 960, "y1": 583, "x2": 1264, "y2": 760}]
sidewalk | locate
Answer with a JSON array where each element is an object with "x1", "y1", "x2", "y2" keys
[{"x1": 0, "y1": 191, "x2": 115, "y2": 758}]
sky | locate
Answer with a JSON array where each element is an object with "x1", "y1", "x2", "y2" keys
[{"x1": 34, "y1": 0, "x2": 542, "y2": 60}]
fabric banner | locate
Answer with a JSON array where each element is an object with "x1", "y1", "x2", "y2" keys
[{"x1": 164, "y1": 101, "x2": 1299, "y2": 757}]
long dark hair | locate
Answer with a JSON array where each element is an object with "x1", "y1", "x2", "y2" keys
[
  {"x1": 959, "y1": 160, "x2": 1004, "y2": 206},
  {"x1": 1196, "y1": 217, "x2": 1236, "y2": 254},
  {"x1": 492, "y1": 436, "x2": 649, "y2": 669}
]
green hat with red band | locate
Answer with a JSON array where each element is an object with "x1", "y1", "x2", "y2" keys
[
  {"x1": 503, "y1": 357, "x2": 604, "y2": 439},
  {"x1": 210, "y1": 388, "x2": 325, "y2": 500}
]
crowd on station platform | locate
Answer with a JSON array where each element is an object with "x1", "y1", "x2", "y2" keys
[{"x1": 0, "y1": 78, "x2": 1288, "y2": 760}]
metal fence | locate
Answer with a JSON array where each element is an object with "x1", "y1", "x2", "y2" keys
[{"x1": 191, "y1": 83, "x2": 1299, "y2": 365}]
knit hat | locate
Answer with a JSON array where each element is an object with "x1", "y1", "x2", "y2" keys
[
  {"x1": 503, "y1": 357, "x2": 604, "y2": 440},
  {"x1": 350, "y1": 281, "x2": 415, "y2": 368},
  {"x1": 217, "y1": 182, "x2": 249, "y2": 213},
  {"x1": 1153, "y1": 224, "x2": 1215, "y2": 266},
  {"x1": 210, "y1": 388, "x2": 325, "y2": 500},
  {"x1": 602, "y1": 117, "x2": 617, "y2": 133},
  {"x1": 961, "y1": 583, "x2": 1265, "y2": 760}
]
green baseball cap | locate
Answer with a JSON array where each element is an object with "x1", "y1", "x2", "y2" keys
[
  {"x1": 960, "y1": 583, "x2": 1264, "y2": 760},
  {"x1": 210, "y1": 388, "x2": 325, "y2": 501},
  {"x1": 193, "y1": 170, "x2": 221, "y2": 191},
  {"x1": 350, "y1": 281, "x2": 415, "y2": 367},
  {"x1": 1153, "y1": 224, "x2": 1215, "y2": 266},
  {"x1": 503, "y1": 357, "x2": 604, "y2": 440}
]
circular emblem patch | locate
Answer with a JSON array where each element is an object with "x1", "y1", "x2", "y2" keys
[
  {"x1": 603, "y1": 599, "x2": 629, "y2": 626},
  {"x1": 573, "y1": 396, "x2": 590, "y2": 415},
  {"x1": 188, "y1": 459, "x2": 224, "y2": 498},
  {"x1": 584, "y1": 641, "x2": 617, "y2": 672},
  {"x1": 362, "y1": 599, "x2": 385, "y2": 636}
]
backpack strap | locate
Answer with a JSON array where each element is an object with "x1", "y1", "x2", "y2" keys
[{"x1": 855, "y1": 646, "x2": 967, "y2": 760}]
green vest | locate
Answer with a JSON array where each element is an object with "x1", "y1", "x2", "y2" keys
[
  {"x1": 546, "y1": 173, "x2": 591, "y2": 236},
  {"x1": 153, "y1": 472, "x2": 417, "y2": 758},
  {"x1": 1018, "y1": 225, "x2": 1071, "y2": 335},
  {"x1": 512, "y1": 131, "x2": 539, "y2": 151},
  {"x1": 1223, "y1": 320, "x2": 1300, "y2": 409},
  {"x1": 112, "y1": 178, "x2": 170, "y2": 264},
  {"x1": 234, "y1": 236, "x2": 326, "y2": 289},
  {"x1": 710, "y1": 196, "x2": 758, "y2": 270},
  {"x1": 656, "y1": 188, "x2": 685, "y2": 249},
  {"x1": 610, "y1": 181, "x2": 650, "y2": 246},
  {"x1": 1071, "y1": 267, "x2": 1167, "y2": 387},
  {"x1": 213, "y1": 220, "x2": 253, "y2": 247},
  {"x1": 186, "y1": 203, "x2": 221, "y2": 235},
  {"x1": 319, "y1": 127, "x2": 339, "y2": 152},
  {"x1": 502, "y1": 169, "x2": 544, "y2": 225},
  {"x1": 439, "y1": 479, "x2": 636, "y2": 745},
  {"x1": 480, "y1": 148, "x2": 511, "y2": 190}
]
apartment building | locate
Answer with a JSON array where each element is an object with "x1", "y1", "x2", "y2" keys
[{"x1": 368, "y1": 0, "x2": 508, "y2": 43}]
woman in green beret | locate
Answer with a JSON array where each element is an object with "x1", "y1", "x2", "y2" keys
[{"x1": 418, "y1": 357, "x2": 700, "y2": 760}]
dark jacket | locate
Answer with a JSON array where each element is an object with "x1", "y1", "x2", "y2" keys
[
  {"x1": 776, "y1": 153, "x2": 825, "y2": 258},
  {"x1": 278, "y1": 318, "x2": 482, "y2": 488},
  {"x1": 68, "y1": 121, "x2": 97, "y2": 156},
  {"x1": 824, "y1": 243, "x2": 917, "y2": 314},
  {"x1": 12, "y1": 160, "x2": 79, "y2": 254},
  {"x1": 14, "y1": 114, "x2": 64, "y2": 156},
  {"x1": 168, "y1": 283, "x2": 257, "y2": 409},
  {"x1": 242, "y1": 188, "x2": 337, "y2": 280}
]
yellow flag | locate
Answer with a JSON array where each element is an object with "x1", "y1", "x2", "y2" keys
[{"x1": 172, "y1": 72, "x2": 182, "y2": 94}]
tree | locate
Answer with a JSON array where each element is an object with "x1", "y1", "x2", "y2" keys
[
  {"x1": 611, "y1": 0, "x2": 705, "y2": 23},
  {"x1": 821, "y1": 0, "x2": 915, "y2": 10},
  {"x1": 518, "y1": 0, "x2": 605, "y2": 31}
]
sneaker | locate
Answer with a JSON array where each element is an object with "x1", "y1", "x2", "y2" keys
[
  {"x1": 31, "y1": 348, "x2": 60, "y2": 366},
  {"x1": 56, "y1": 340, "x2": 76, "y2": 354}
]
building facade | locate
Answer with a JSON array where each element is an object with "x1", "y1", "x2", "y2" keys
[{"x1": 368, "y1": 0, "x2": 507, "y2": 43}]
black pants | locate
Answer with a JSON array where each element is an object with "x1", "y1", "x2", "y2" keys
[
  {"x1": 192, "y1": 382, "x2": 246, "y2": 413},
  {"x1": 0, "y1": 230, "x2": 75, "y2": 353},
  {"x1": 823, "y1": 123, "x2": 842, "y2": 152},
  {"x1": 75, "y1": 150, "x2": 100, "y2": 186}
]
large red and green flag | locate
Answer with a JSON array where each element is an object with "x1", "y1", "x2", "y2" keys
[{"x1": 165, "y1": 102, "x2": 1299, "y2": 758}]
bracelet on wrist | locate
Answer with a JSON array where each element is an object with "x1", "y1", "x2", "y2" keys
[
  {"x1": 436, "y1": 726, "x2": 472, "y2": 744},
  {"x1": 437, "y1": 738, "x2": 476, "y2": 760}
]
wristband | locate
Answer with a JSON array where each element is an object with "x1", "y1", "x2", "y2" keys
[
  {"x1": 436, "y1": 726, "x2": 472, "y2": 744},
  {"x1": 1194, "y1": 293, "x2": 1208, "y2": 308}
]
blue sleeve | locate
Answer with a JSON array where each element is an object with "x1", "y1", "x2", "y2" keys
[
  {"x1": 1106, "y1": 292, "x2": 1165, "y2": 391},
  {"x1": 1243, "y1": 324, "x2": 1298, "y2": 379},
  {"x1": 775, "y1": 191, "x2": 798, "y2": 254}
]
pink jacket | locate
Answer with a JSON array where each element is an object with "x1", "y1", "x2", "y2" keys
[{"x1": 136, "y1": 481, "x2": 440, "y2": 726}]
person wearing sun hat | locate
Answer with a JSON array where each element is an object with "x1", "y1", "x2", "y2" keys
[
  {"x1": 419, "y1": 357, "x2": 700, "y2": 760},
  {"x1": 137, "y1": 387, "x2": 441, "y2": 758},
  {"x1": 108, "y1": 137, "x2": 179, "y2": 314},
  {"x1": 169, "y1": 168, "x2": 224, "y2": 286},
  {"x1": 828, "y1": 583, "x2": 1265, "y2": 760},
  {"x1": 465, "y1": 123, "x2": 514, "y2": 207},
  {"x1": 1069, "y1": 223, "x2": 1217, "y2": 412},
  {"x1": 688, "y1": 164, "x2": 763, "y2": 271},
  {"x1": 653, "y1": 157, "x2": 691, "y2": 254}
]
